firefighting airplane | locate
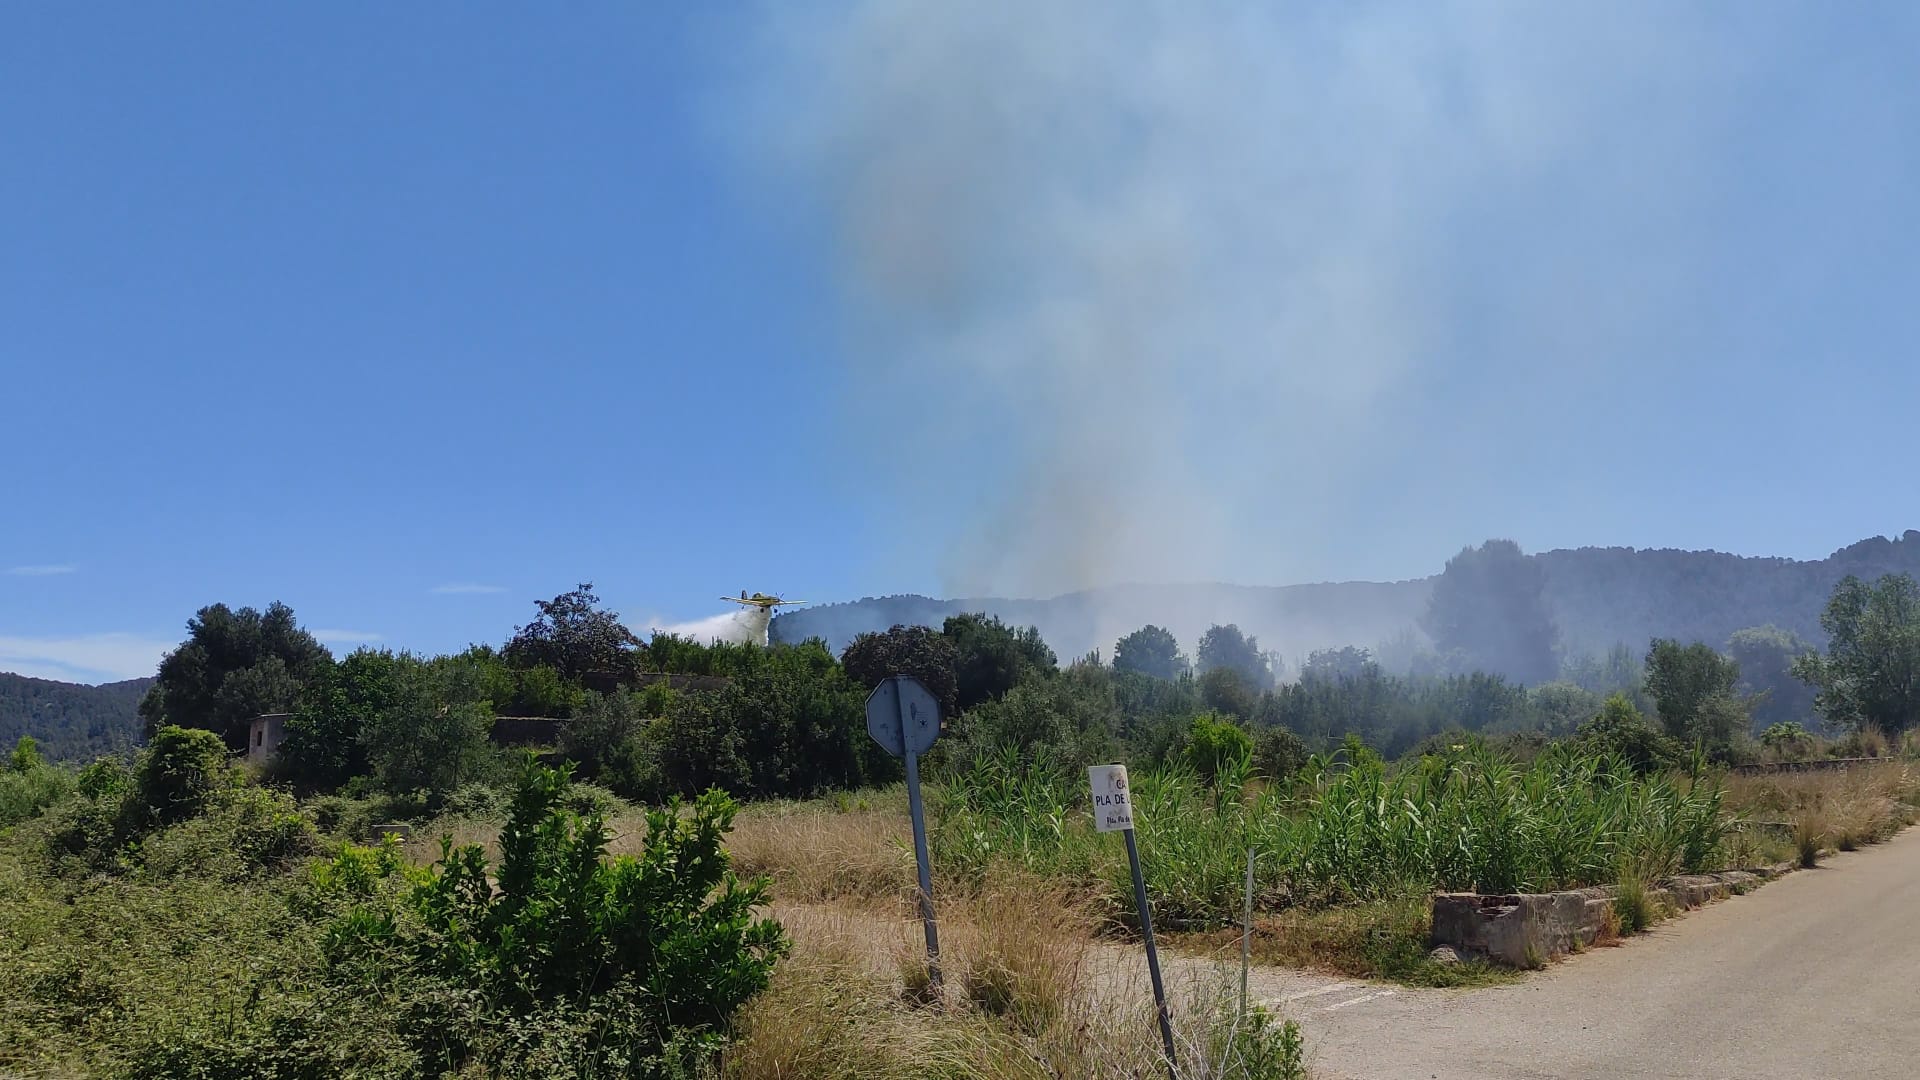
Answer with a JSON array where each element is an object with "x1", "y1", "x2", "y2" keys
[{"x1": 721, "y1": 591, "x2": 807, "y2": 612}]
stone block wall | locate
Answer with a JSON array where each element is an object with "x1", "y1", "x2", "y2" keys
[{"x1": 1431, "y1": 866, "x2": 1788, "y2": 967}]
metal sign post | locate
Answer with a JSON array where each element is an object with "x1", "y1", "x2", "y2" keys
[
  {"x1": 1090, "y1": 764, "x2": 1179, "y2": 1079},
  {"x1": 867, "y1": 675, "x2": 943, "y2": 991}
]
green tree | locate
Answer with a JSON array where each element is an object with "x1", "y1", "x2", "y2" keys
[
  {"x1": 123, "y1": 725, "x2": 234, "y2": 832},
  {"x1": 560, "y1": 686, "x2": 674, "y2": 782},
  {"x1": 360, "y1": 655, "x2": 497, "y2": 798},
  {"x1": 8, "y1": 735, "x2": 41, "y2": 773},
  {"x1": 1420, "y1": 539, "x2": 1561, "y2": 685},
  {"x1": 1644, "y1": 639, "x2": 1744, "y2": 746},
  {"x1": 1198, "y1": 666, "x2": 1257, "y2": 720},
  {"x1": 138, "y1": 602, "x2": 333, "y2": 748},
  {"x1": 279, "y1": 648, "x2": 402, "y2": 790},
  {"x1": 840, "y1": 624, "x2": 961, "y2": 716},
  {"x1": 1574, "y1": 693, "x2": 1680, "y2": 775},
  {"x1": 1183, "y1": 711, "x2": 1253, "y2": 784},
  {"x1": 1527, "y1": 681, "x2": 1603, "y2": 735},
  {"x1": 1728, "y1": 625, "x2": 1818, "y2": 731},
  {"x1": 942, "y1": 613, "x2": 1056, "y2": 711},
  {"x1": 1112, "y1": 625, "x2": 1190, "y2": 681},
  {"x1": 652, "y1": 641, "x2": 875, "y2": 799},
  {"x1": 1302, "y1": 647, "x2": 1374, "y2": 682},
  {"x1": 1196, "y1": 624, "x2": 1273, "y2": 691},
  {"x1": 1793, "y1": 574, "x2": 1920, "y2": 733},
  {"x1": 947, "y1": 663, "x2": 1122, "y2": 772},
  {"x1": 504, "y1": 583, "x2": 641, "y2": 680}
]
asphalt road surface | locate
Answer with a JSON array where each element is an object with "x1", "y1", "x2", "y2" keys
[{"x1": 1263, "y1": 826, "x2": 1920, "y2": 1079}]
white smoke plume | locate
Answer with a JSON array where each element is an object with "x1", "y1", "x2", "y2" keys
[
  {"x1": 642, "y1": 608, "x2": 768, "y2": 645},
  {"x1": 724, "y1": 3, "x2": 1842, "y2": 601}
]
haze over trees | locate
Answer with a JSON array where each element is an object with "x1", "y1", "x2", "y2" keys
[
  {"x1": 773, "y1": 533, "x2": 1920, "y2": 669},
  {"x1": 1196, "y1": 623, "x2": 1274, "y2": 690},
  {"x1": 1729, "y1": 625, "x2": 1818, "y2": 730},
  {"x1": 1421, "y1": 539, "x2": 1561, "y2": 684}
]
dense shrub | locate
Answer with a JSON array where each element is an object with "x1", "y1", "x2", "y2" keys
[
  {"x1": 1255, "y1": 725, "x2": 1310, "y2": 781},
  {"x1": 1182, "y1": 712, "x2": 1253, "y2": 785},
  {"x1": 322, "y1": 758, "x2": 788, "y2": 1076},
  {"x1": 1574, "y1": 694, "x2": 1683, "y2": 775},
  {"x1": 121, "y1": 725, "x2": 234, "y2": 835},
  {"x1": 0, "y1": 737, "x2": 74, "y2": 828},
  {"x1": 651, "y1": 641, "x2": 879, "y2": 800}
]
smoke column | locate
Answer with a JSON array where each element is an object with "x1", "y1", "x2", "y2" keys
[
  {"x1": 645, "y1": 608, "x2": 768, "y2": 645},
  {"x1": 726, "y1": 3, "x2": 1805, "y2": 597}
]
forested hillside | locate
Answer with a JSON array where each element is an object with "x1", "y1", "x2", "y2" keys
[
  {"x1": 0, "y1": 673, "x2": 150, "y2": 760},
  {"x1": 1539, "y1": 533, "x2": 1920, "y2": 656},
  {"x1": 774, "y1": 531, "x2": 1920, "y2": 664}
]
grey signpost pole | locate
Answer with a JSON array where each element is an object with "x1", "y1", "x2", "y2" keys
[
  {"x1": 1127, "y1": 828, "x2": 1179, "y2": 1078},
  {"x1": 898, "y1": 687, "x2": 941, "y2": 990},
  {"x1": 1091, "y1": 764, "x2": 1179, "y2": 1079},
  {"x1": 867, "y1": 675, "x2": 943, "y2": 993}
]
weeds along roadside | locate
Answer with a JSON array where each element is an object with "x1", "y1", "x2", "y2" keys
[
  {"x1": 382, "y1": 745, "x2": 1920, "y2": 996},
  {"x1": 722, "y1": 879, "x2": 1305, "y2": 1080}
]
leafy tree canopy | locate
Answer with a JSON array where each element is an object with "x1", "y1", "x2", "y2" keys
[
  {"x1": 942, "y1": 613, "x2": 1056, "y2": 711},
  {"x1": 1793, "y1": 573, "x2": 1920, "y2": 734},
  {"x1": 840, "y1": 624, "x2": 961, "y2": 717},
  {"x1": 1197, "y1": 666, "x2": 1257, "y2": 720},
  {"x1": 138, "y1": 602, "x2": 332, "y2": 749},
  {"x1": 1112, "y1": 625, "x2": 1190, "y2": 682},
  {"x1": 504, "y1": 584, "x2": 641, "y2": 680},
  {"x1": 1195, "y1": 623, "x2": 1273, "y2": 691},
  {"x1": 1302, "y1": 646, "x2": 1375, "y2": 682},
  {"x1": 1644, "y1": 638, "x2": 1744, "y2": 747}
]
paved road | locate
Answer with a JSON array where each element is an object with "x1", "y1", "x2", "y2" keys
[{"x1": 1263, "y1": 826, "x2": 1920, "y2": 1080}]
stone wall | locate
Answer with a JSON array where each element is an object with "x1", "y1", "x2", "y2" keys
[{"x1": 1431, "y1": 866, "x2": 1791, "y2": 967}]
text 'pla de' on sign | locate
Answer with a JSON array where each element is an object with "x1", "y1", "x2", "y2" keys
[{"x1": 1088, "y1": 764, "x2": 1134, "y2": 832}]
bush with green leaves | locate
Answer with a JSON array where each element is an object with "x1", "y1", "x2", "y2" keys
[
  {"x1": 1758, "y1": 721, "x2": 1818, "y2": 759},
  {"x1": 121, "y1": 725, "x2": 234, "y2": 835},
  {"x1": 1, "y1": 737, "x2": 74, "y2": 828},
  {"x1": 1255, "y1": 725, "x2": 1310, "y2": 781},
  {"x1": 358, "y1": 655, "x2": 502, "y2": 801},
  {"x1": 650, "y1": 640, "x2": 880, "y2": 800},
  {"x1": 1574, "y1": 693, "x2": 1683, "y2": 775},
  {"x1": 1183, "y1": 711, "x2": 1254, "y2": 785},
  {"x1": 325, "y1": 757, "x2": 787, "y2": 1076}
]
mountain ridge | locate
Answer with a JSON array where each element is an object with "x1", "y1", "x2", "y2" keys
[
  {"x1": 773, "y1": 532, "x2": 1920, "y2": 666},
  {"x1": 0, "y1": 672, "x2": 152, "y2": 761}
]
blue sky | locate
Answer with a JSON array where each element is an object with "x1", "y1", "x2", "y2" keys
[{"x1": 4, "y1": 4, "x2": 1919, "y2": 683}]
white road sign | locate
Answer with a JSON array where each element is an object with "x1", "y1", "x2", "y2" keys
[{"x1": 1088, "y1": 764, "x2": 1135, "y2": 832}]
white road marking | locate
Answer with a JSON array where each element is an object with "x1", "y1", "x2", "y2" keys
[
  {"x1": 1324, "y1": 989, "x2": 1398, "y2": 1011},
  {"x1": 1266, "y1": 981, "x2": 1359, "y2": 1004}
]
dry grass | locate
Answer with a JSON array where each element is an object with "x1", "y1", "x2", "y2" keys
[
  {"x1": 1724, "y1": 761, "x2": 1920, "y2": 869},
  {"x1": 727, "y1": 878, "x2": 1308, "y2": 1079},
  {"x1": 717, "y1": 790, "x2": 918, "y2": 907},
  {"x1": 944, "y1": 879, "x2": 1091, "y2": 1036},
  {"x1": 1185, "y1": 895, "x2": 1514, "y2": 989}
]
